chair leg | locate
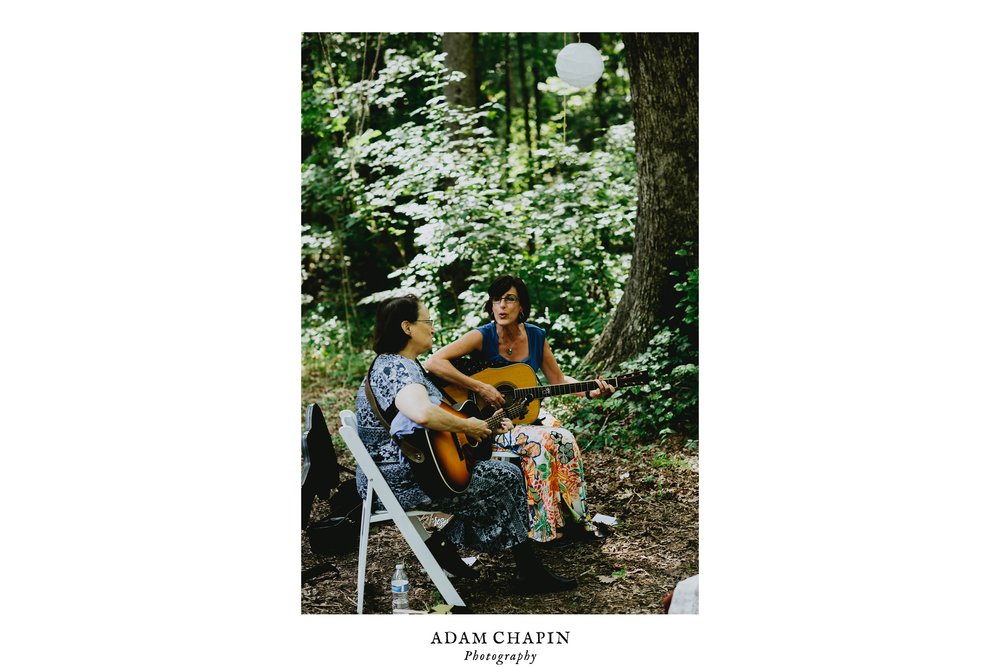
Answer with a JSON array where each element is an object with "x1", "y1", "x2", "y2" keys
[
  {"x1": 356, "y1": 484, "x2": 374, "y2": 614},
  {"x1": 337, "y1": 416, "x2": 465, "y2": 610},
  {"x1": 392, "y1": 506, "x2": 465, "y2": 607},
  {"x1": 409, "y1": 515, "x2": 431, "y2": 541}
]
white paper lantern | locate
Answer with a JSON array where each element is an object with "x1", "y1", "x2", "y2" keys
[{"x1": 555, "y1": 42, "x2": 604, "y2": 88}]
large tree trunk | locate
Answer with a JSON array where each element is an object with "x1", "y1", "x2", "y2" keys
[
  {"x1": 584, "y1": 33, "x2": 698, "y2": 372},
  {"x1": 442, "y1": 33, "x2": 477, "y2": 108}
]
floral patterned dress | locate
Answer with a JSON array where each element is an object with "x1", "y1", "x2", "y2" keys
[{"x1": 476, "y1": 323, "x2": 597, "y2": 543}]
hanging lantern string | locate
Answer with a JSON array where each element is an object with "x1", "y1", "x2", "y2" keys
[
  {"x1": 561, "y1": 32, "x2": 584, "y2": 146},
  {"x1": 555, "y1": 32, "x2": 604, "y2": 149}
]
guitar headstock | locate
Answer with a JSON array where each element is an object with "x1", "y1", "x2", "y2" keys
[{"x1": 615, "y1": 371, "x2": 651, "y2": 387}]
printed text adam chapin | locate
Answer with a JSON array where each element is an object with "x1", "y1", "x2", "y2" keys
[{"x1": 431, "y1": 631, "x2": 569, "y2": 665}]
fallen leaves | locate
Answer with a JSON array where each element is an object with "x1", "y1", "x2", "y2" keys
[{"x1": 301, "y1": 436, "x2": 698, "y2": 614}]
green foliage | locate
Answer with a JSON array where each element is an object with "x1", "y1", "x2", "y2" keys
[
  {"x1": 302, "y1": 37, "x2": 638, "y2": 366},
  {"x1": 557, "y1": 254, "x2": 699, "y2": 445},
  {"x1": 650, "y1": 451, "x2": 693, "y2": 470},
  {"x1": 301, "y1": 310, "x2": 375, "y2": 386},
  {"x1": 385, "y1": 121, "x2": 638, "y2": 365},
  {"x1": 301, "y1": 33, "x2": 698, "y2": 442}
]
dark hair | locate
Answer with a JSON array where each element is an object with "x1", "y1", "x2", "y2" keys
[
  {"x1": 482, "y1": 275, "x2": 531, "y2": 323},
  {"x1": 373, "y1": 294, "x2": 420, "y2": 353}
]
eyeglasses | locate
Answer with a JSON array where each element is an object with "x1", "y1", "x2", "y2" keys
[
  {"x1": 491, "y1": 295, "x2": 519, "y2": 305},
  {"x1": 414, "y1": 319, "x2": 435, "y2": 326}
]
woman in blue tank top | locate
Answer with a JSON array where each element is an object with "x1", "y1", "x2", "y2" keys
[{"x1": 426, "y1": 275, "x2": 616, "y2": 544}]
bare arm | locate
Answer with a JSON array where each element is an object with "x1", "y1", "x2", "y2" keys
[
  {"x1": 425, "y1": 330, "x2": 505, "y2": 408},
  {"x1": 394, "y1": 383, "x2": 509, "y2": 440}
]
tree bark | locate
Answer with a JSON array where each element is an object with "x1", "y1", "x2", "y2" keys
[
  {"x1": 504, "y1": 33, "x2": 513, "y2": 145},
  {"x1": 584, "y1": 33, "x2": 699, "y2": 372},
  {"x1": 530, "y1": 33, "x2": 544, "y2": 149},
  {"x1": 442, "y1": 32, "x2": 477, "y2": 108},
  {"x1": 516, "y1": 32, "x2": 533, "y2": 172}
]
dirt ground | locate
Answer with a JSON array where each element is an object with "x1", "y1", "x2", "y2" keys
[{"x1": 300, "y1": 388, "x2": 698, "y2": 615}]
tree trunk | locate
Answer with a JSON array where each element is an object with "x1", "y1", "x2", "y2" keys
[
  {"x1": 530, "y1": 33, "x2": 544, "y2": 149},
  {"x1": 442, "y1": 32, "x2": 477, "y2": 108},
  {"x1": 584, "y1": 33, "x2": 699, "y2": 372},
  {"x1": 504, "y1": 33, "x2": 513, "y2": 145},
  {"x1": 516, "y1": 33, "x2": 533, "y2": 180}
]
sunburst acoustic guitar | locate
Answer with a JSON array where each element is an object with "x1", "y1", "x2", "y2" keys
[{"x1": 398, "y1": 397, "x2": 529, "y2": 495}]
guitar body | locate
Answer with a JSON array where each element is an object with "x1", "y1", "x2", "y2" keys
[
  {"x1": 398, "y1": 401, "x2": 497, "y2": 495},
  {"x1": 396, "y1": 397, "x2": 530, "y2": 496},
  {"x1": 424, "y1": 401, "x2": 496, "y2": 493},
  {"x1": 442, "y1": 363, "x2": 543, "y2": 425}
]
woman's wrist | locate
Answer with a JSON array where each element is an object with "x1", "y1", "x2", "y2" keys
[{"x1": 466, "y1": 417, "x2": 488, "y2": 435}]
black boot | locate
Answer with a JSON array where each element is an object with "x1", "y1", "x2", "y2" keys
[
  {"x1": 426, "y1": 532, "x2": 480, "y2": 579},
  {"x1": 511, "y1": 541, "x2": 577, "y2": 594},
  {"x1": 561, "y1": 520, "x2": 606, "y2": 542}
]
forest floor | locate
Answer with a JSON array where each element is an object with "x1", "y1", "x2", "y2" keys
[{"x1": 301, "y1": 380, "x2": 699, "y2": 615}]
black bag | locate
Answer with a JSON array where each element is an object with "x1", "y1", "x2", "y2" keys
[
  {"x1": 302, "y1": 404, "x2": 362, "y2": 555},
  {"x1": 306, "y1": 479, "x2": 363, "y2": 555}
]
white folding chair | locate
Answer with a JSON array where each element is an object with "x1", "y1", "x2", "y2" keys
[{"x1": 338, "y1": 410, "x2": 466, "y2": 614}]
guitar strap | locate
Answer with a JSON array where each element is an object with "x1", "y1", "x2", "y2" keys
[{"x1": 364, "y1": 356, "x2": 426, "y2": 464}]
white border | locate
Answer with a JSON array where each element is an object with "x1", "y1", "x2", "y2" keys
[{"x1": 4, "y1": 4, "x2": 999, "y2": 665}]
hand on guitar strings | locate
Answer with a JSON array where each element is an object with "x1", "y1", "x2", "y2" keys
[
  {"x1": 463, "y1": 417, "x2": 494, "y2": 441},
  {"x1": 587, "y1": 376, "x2": 616, "y2": 400},
  {"x1": 463, "y1": 410, "x2": 512, "y2": 441},
  {"x1": 490, "y1": 408, "x2": 514, "y2": 435},
  {"x1": 476, "y1": 382, "x2": 506, "y2": 410}
]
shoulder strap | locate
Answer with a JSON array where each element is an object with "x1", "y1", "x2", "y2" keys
[
  {"x1": 364, "y1": 356, "x2": 399, "y2": 430},
  {"x1": 364, "y1": 356, "x2": 426, "y2": 464},
  {"x1": 527, "y1": 323, "x2": 546, "y2": 371},
  {"x1": 475, "y1": 321, "x2": 496, "y2": 357}
]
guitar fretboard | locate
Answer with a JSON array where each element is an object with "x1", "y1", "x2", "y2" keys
[
  {"x1": 512, "y1": 376, "x2": 635, "y2": 400},
  {"x1": 485, "y1": 400, "x2": 527, "y2": 427}
]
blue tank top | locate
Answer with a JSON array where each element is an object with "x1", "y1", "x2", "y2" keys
[{"x1": 475, "y1": 322, "x2": 546, "y2": 371}]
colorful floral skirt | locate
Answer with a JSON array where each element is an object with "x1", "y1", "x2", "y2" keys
[{"x1": 495, "y1": 409, "x2": 595, "y2": 543}]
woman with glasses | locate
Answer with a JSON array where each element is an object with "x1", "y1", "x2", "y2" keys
[
  {"x1": 425, "y1": 275, "x2": 615, "y2": 545},
  {"x1": 354, "y1": 294, "x2": 577, "y2": 595}
]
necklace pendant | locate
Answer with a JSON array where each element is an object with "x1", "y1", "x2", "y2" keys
[{"x1": 506, "y1": 346, "x2": 513, "y2": 355}]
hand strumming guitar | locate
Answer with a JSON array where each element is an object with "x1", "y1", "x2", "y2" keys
[
  {"x1": 475, "y1": 381, "x2": 506, "y2": 410},
  {"x1": 462, "y1": 408, "x2": 513, "y2": 441}
]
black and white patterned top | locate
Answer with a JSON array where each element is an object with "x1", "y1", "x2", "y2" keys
[
  {"x1": 353, "y1": 353, "x2": 530, "y2": 553},
  {"x1": 355, "y1": 354, "x2": 444, "y2": 462},
  {"x1": 354, "y1": 354, "x2": 441, "y2": 506}
]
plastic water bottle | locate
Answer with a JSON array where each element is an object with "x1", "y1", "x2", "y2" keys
[{"x1": 391, "y1": 563, "x2": 409, "y2": 613}]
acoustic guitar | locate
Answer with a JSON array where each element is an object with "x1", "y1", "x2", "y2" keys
[
  {"x1": 399, "y1": 398, "x2": 529, "y2": 495},
  {"x1": 440, "y1": 363, "x2": 651, "y2": 425}
]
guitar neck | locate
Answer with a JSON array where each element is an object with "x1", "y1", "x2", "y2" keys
[
  {"x1": 485, "y1": 402, "x2": 527, "y2": 428},
  {"x1": 514, "y1": 377, "x2": 624, "y2": 401}
]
